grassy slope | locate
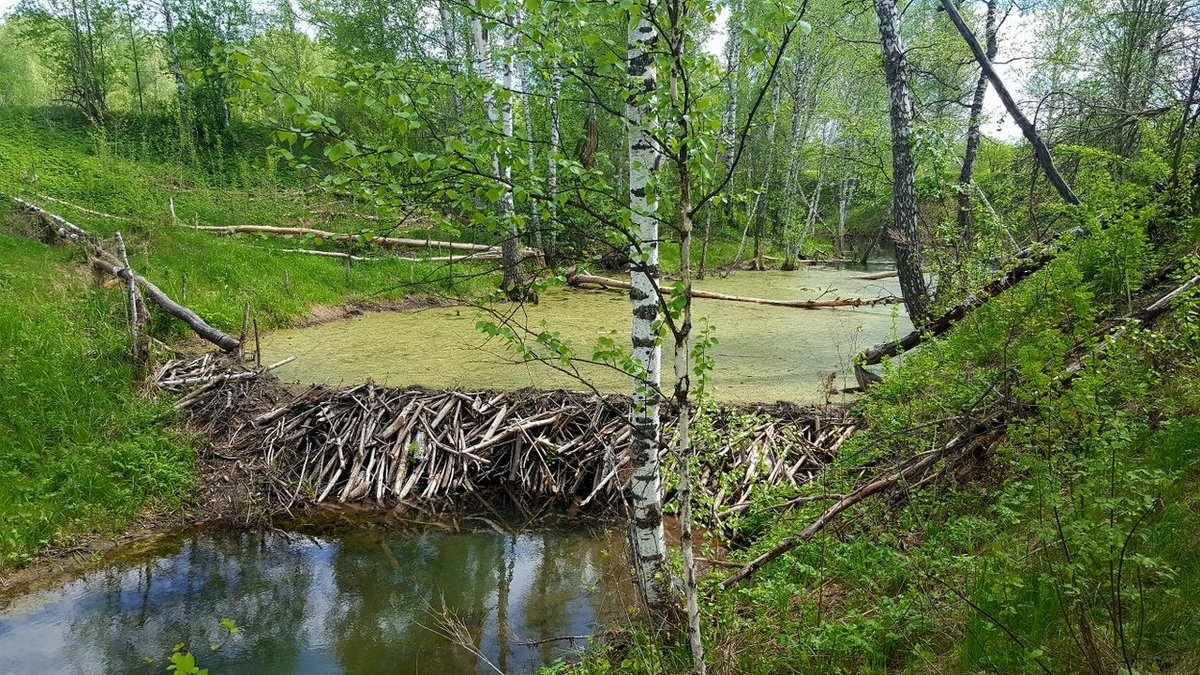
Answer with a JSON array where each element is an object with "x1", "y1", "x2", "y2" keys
[
  {"x1": 0, "y1": 234, "x2": 194, "y2": 567},
  {"x1": 0, "y1": 107, "x2": 494, "y2": 336}
]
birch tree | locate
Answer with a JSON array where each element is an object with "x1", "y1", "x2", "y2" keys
[
  {"x1": 625, "y1": 0, "x2": 669, "y2": 609},
  {"x1": 872, "y1": 0, "x2": 931, "y2": 322}
]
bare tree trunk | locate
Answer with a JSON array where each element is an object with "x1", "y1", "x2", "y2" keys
[
  {"x1": 626, "y1": 8, "x2": 669, "y2": 610},
  {"x1": 438, "y1": 0, "x2": 465, "y2": 139},
  {"x1": 667, "y1": 22, "x2": 704, "y2": 670},
  {"x1": 873, "y1": 0, "x2": 931, "y2": 321},
  {"x1": 498, "y1": 18, "x2": 522, "y2": 298},
  {"x1": 160, "y1": 0, "x2": 187, "y2": 101},
  {"x1": 546, "y1": 58, "x2": 562, "y2": 263},
  {"x1": 956, "y1": 0, "x2": 997, "y2": 238},
  {"x1": 781, "y1": 50, "x2": 816, "y2": 270},
  {"x1": 523, "y1": 63, "x2": 542, "y2": 251},
  {"x1": 754, "y1": 79, "x2": 783, "y2": 270},
  {"x1": 473, "y1": 5, "x2": 522, "y2": 298},
  {"x1": 836, "y1": 175, "x2": 855, "y2": 258},
  {"x1": 938, "y1": 0, "x2": 1081, "y2": 206},
  {"x1": 699, "y1": 0, "x2": 744, "y2": 280}
]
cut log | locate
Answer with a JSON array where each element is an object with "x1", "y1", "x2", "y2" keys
[
  {"x1": 566, "y1": 269, "x2": 903, "y2": 309},
  {"x1": 188, "y1": 224, "x2": 543, "y2": 259},
  {"x1": 91, "y1": 257, "x2": 241, "y2": 352}
]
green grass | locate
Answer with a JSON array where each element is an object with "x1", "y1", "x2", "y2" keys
[
  {"x1": 0, "y1": 234, "x2": 195, "y2": 569},
  {"x1": 0, "y1": 106, "x2": 497, "y2": 336}
]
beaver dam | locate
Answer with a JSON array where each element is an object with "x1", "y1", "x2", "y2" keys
[{"x1": 160, "y1": 355, "x2": 855, "y2": 525}]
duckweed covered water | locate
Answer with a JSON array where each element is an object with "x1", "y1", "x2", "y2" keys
[
  {"x1": 262, "y1": 265, "x2": 909, "y2": 403},
  {"x1": 0, "y1": 526, "x2": 629, "y2": 674}
]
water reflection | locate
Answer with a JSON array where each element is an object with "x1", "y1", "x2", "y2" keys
[{"x1": 0, "y1": 526, "x2": 628, "y2": 674}]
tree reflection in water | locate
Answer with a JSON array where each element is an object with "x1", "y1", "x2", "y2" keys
[{"x1": 0, "y1": 525, "x2": 627, "y2": 675}]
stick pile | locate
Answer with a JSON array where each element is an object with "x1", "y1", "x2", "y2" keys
[{"x1": 157, "y1": 357, "x2": 855, "y2": 520}]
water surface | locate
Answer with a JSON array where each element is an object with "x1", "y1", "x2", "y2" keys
[
  {"x1": 0, "y1": 526, "x2": 629, "y2": 674},
  {"x1": 262, "y1": 265, "x2": 909, "y2": 403}
]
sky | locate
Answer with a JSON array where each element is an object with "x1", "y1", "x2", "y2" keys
[{"x1": 0, "y1": 0, "x2": 1035, "y2": 142}]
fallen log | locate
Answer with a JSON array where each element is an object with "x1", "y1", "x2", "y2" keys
[
  {"x1": 280, "y1": 248, "x2": 377, "y2": 262},
  {"x1": 857, "y1": 226, "x2": 1089, "y2": 365},
  {"x1": 188, "y1": 223, "x2": 543, "y2": 259},
  {"x1": 91, "y1": 257, "x2": 241, "y2": 352},
  {"x1": 853, "y1": 271, "x2": 898, "y2": 281},
  {"x1": 567, "y1": 269, "x2": 903, "y2": 309},
  {"x1": 37, "y1": 194, "x2": 131, "y2": 222}
]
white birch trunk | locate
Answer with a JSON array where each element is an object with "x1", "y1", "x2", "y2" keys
[
  {"x1": 546, "y1": 58, "x2": 562, "y2": 262},
  {"x1": 498, "y1": 19, "x2": 521, "y2": 296},
  {"x1": 438, "y1": 0, "x2": 465, "y2": 139},
  {"x1": 874, "y1": 0, "x2": 931, "y2": 320},
  {"x1": 473, "y1": 7, "x2": 521, "y2": 296},
  {"x1": 523, "y1": 64, "x2": 541, "y2": 250},
  {"x1": 626, "y1": 9, "x2": 669, "y2": 609}
]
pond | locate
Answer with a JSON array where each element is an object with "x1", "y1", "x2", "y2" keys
[
  {"x1": 0, "y1": 524, "x2": 630, "y2": 675},
  {"x1": 262, "y1": 264, "x2": 909, "y2": 403}
]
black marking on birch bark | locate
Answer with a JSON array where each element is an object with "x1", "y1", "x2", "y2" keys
[
  {"x1": 632, "y1": 336, "x2": 658, "y2": 349},
  {"x1": 634, "y1": 506, "x2": 663, "y2": 529},
  {"x1": 633, "y1": 304, "x2": 658, "y2": 320}
]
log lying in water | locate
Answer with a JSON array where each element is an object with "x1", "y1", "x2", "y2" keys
[
  {"x1": 853, "y1": 271, "x2": 898, "y2": 281},
  {"x1": 566, "y1": 269, "x2": 904, "y2": 309},
  {"x1": 188, "y1": 224, "x2": 543, "y2": 260},
  {"x1": 158, "y1": 356, "x2": 855, "y2": 523}
]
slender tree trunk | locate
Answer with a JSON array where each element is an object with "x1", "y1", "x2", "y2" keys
[
  {"x1": 836, "y1": 176, "x2": 854, "y2": 257},
  {"x1": 626, "y1": 8, "x2": 669, "y2": 610},
  {"x1": 125, "y1": 5, "x2": 145, "y2": 114},
  {"x1": 956, "y1": 0, "x2": 997, "y2": 238},
  {"x1": 938, "y1": 0, "x2": 1080, "y2": 206},
  {"x1": 498, "y1": 18, "x2": 522, "y2": 298},
  {"x1": 523, "y1": 63, "x2": 542, "y2": 251},
  {"x1": 873, "y1": 0, "x2": 931, "y2": 321},
  {"x1": 674, "y1": 145, "x2": 705, "y2": 675},
  {"x1": 161, "y1": 0, "x2": 187, "y2": 98},
  {"x1": 438, "y1": 0, "x2": 465, "y2": 140},
  {"x1": 668, "y1": 22, "x2": 704, "y2": 670},
  {"x1": 699, "y1": 0, "x2": 744, "y2": 279},
  {"x1": 547, "y1": 58, "x2": 562, "y2": 263},
  {"x1": 473, "y1": 7, "x2": 522, "y2": 297},
  {"x1": 754, "y1": 79, "x2": 783, "y2": 270},
  {"x1": 800, "y1": 153, "x2": 828, "y2": 253}
]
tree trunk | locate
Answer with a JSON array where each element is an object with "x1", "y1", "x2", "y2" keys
[
  {"x1": 523, "y1": 63, "x2": 542, "y2": 251},
  {"x1": 836, "y1": 176, "x2": 854, "y2": 258},
  {"x1": 546, "y1": 58, "x2": 562, "y2": 263},
  {"x1": 873, "y1": 0, "x2": 931, "y2": 322},
  {"x1": 438, "y1": 0, "x2": 465, "y2": 139},
  {"x1": 956, "y1": 0, "x2": 997, "y2": 239},
  {"x1": 498, "y1": 18, "x2": 522, "y2": 299},
  {"x1": 753, "y1": 79, "x2": 783, "y2": 270},
  {"x1": 160, "y1": 0, "x2": 187, "y2": 98},
  {"x1": 626, "y1": 8, "x2": 670, "y2": 610},
  {"x1": 938, "y1": 0, "x2": 1081, "y2": 206}
]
